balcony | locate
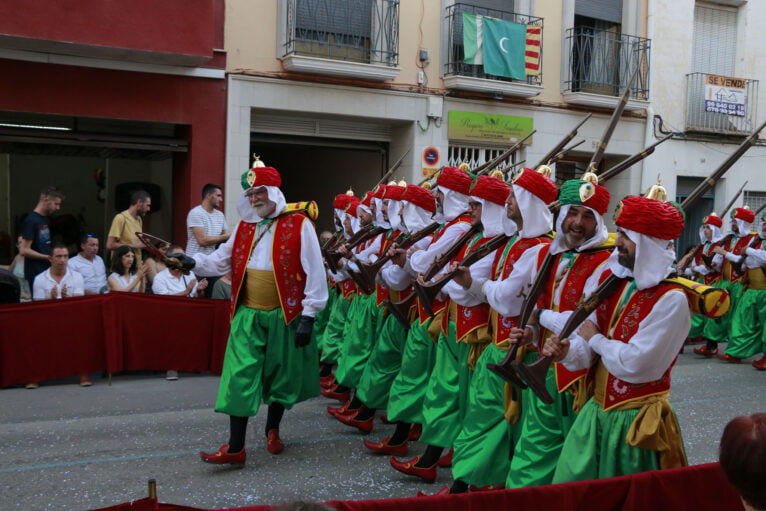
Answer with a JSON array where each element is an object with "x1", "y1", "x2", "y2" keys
[
  {"x1": 281, "y1": 0, "x2": 400, "y2": 81},
  {"x1": 443, "y1": 3, "x2": 543, "y2": 98},
  {"x1": 685, "y1": 72, "x2": 758, "y2": 135},
  {"x1": 562, "y1": 27, "x2": 650, "y2": 111}
]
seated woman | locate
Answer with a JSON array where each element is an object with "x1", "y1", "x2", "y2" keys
[{"x1": 108, "y1": 245, "x2": 148, "y2": 293}]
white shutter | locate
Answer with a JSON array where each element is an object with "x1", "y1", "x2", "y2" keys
[
  {"x1": 251, "y1": 112, "x2": 392, "y2": 141},
  {"x1": 575, "y1": 0, "x2": 624, "y2": 24},
  {"x1": 692, "y1": 4, "x2": 737, "y2": 75}
]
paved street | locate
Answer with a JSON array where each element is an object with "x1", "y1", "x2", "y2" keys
[{"x1": 2, "y1": 345, "x2": 765, "y2": 510}]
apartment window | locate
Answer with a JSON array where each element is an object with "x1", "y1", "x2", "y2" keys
[
  {"x1": 284, "y1": 0, "x2": 399, "y2": 66},
  {"x1": 692, "y1": 3, "x2": 737, "y2": 75}
]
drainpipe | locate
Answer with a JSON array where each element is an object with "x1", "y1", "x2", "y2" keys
[{"x1": 642, "y1": 0, "x2": 656, "y2": 193}]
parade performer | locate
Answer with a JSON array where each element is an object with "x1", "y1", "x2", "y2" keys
[
  {"x1": 681, "y1": 214, "x2": 724, "y2": 343},
  {"x1": 544, "y1": 191, "x2": 689, "y2": 482},
  {"x1": 503, "y1": 175, "x2": 613, "y2": 488},
  {"x1": 698, "y1": 207, "x2": 756, "y2": 357},
  {"x1": 318, "y1": 192, "x2": 363, "y2": 390},
  {"x1": 333, "y1": 184, "x2": 437, "y2": 432},
  {"x1": 363, "y1": 166, "x2": 472, "y2": 455},
  {"x1": 197, "y1": 159, "x2": 328, "y2": 464},
  {"x1": 390, "y1": 174, "x2": 508, "y2": 483},
  {"x1": 718, "y1": 211, "x2": 766, "y2": 369},
  {"x1": 447, "y1": 166, "x2": 556, "y2": 493}
]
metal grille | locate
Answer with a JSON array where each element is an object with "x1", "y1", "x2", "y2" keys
[
  {"x1": 448, "y1": 144, "x2": 515, "y2": 171},
  {"x1": 744, "y1": 190, "x2": 766, "y2": 216},
  {"x1": 443, "y1": 2, "x2": 543, "y2": 86},
  {"x1": 284, "y1": 0, "x2": 399, "y2": 66},
  {"x1": 563, "y1": 26, "x2": 650, "y2": 100},
  {"x1": 684, "y1": 72, "x2": 758, "y2": 135}
]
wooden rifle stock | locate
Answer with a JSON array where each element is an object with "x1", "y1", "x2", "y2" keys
[
  {"x1": 361, "y1": 222, "x2": 441, "y2": 287},
  {"x1": 414, "y1": 233, "x2": 509, "y2": 317},
  {"x1": 325, "y1": 225, "x2": 385, "y2": 273},
  {"x1": 385, "y1": 293, "x2": 417, "y2": 329},
  {"x1": 511, "y1": 274, "x2": 624, "y2": 403},
  {"x1": 486, "y1": 251, "x2": 557, "y2": 388}
]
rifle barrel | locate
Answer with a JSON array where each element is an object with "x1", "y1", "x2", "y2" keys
[
  {"x1": 474, "y1": 130, "x2": 536, "y2": 175},
  {"x1": 598, "y1": 134, "x2": 672, "y2": 184},
  {"x1": 719, "y1": 180, "x2": 749, "y2": 219},
  {"x1": 532, "y1": 113, "x2": 592, "y2": 169}
]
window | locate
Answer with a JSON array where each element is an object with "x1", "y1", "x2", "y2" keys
[
  {"x1": 743, "y1": 190, "x2": 766, "y2": 216},
  {"x1": 448, "y1": 144, "x2": 517, "y2": 171}
]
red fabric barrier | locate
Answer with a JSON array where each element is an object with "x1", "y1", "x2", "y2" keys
[
  {"x1": 91, "y1": 463, "x2": 743, "y2": 511},
  {"x1": 0, "y1": 293, "x2": 231, "y2": 387}
]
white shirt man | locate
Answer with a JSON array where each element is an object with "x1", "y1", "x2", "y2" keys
[
  {"x1": 185, "y1": 184, "x2": 230, "y2": 260},
  {"x1": 68, "y1": 235, "x2": 107, "y2": 294},
  {"x1": 33, "y1": 244, "x2": 84, "y2": 300}
]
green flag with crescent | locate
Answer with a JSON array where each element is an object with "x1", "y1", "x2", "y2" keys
[{"x1": 481, "y1": 17, "x2": 527, "y2": 80}]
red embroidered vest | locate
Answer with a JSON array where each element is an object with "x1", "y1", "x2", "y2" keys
[
  {"x1": 722, "y1": 234, "x2": 754, "y2": 283},
  {"x1": 592, "y1": 277, "x2": 678, "y2": 410},
  {"x1": 535, "y1": 243, "x2": 612, "y2": 392},
  {"x1": 230, "y1": 213, "x2": 307, "y2": 325},
  {"x1": 489, "y1": 235, "x2": 551, "y2": 346},
  {"x1": 375, "y1": 229, "x2": 401, "y2": 306},
  {"x1": 694, "y1": 241, "x2": 722, "y2": 285},
  {"x1": 440, "y1": 233, "x2": 494, "y2": 342},
  {"x1": 417, "y1": 214, "x2": 472, "y2": 325}
]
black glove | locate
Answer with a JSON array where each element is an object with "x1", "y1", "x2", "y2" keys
[
  {"x1": 165, "y1": 253, "x2": 196, "y2": 274},
  {"x1": 294, "y1": 315, "x2": 315, "y2": 348}
]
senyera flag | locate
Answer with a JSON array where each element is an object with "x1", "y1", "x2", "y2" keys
[{"x1": 462, "y1": 12, "x2": 540, "y2": 79}]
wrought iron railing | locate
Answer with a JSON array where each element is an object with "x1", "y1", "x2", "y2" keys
[
  {"x1": 563, "y1": 26, "x2": 650, "y2": 100},
  {"x1": 685, "y1": 72, "x2": 758, "y2": 135},
  {"x1": 283, "y1": 0, "x2": 399, "y2": 66},
  {"x1": 444, "y1": 3, "x2": 543, "y2": 86}
]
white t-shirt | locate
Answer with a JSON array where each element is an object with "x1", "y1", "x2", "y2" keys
[
  {"x1": 32, "y1": 268, "x2": 85, "y2": 300},
  {"x1": 68, "y1": 254, "x2": 107, "y2": 294},
  {"x1": 185, "y1": 205, "x2": 229, "y2": 258},
  {"x1": 108, "y1": 272, "x2": 142, "y2": 292},
  {"x1": 152, "y1": 268, "x2": 199, "y2": 297}
]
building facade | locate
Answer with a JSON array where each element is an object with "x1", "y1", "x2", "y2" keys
[
  {"x1": 224, "y1": 0, "x2": 766, "y2": 242},
  {"x1": 0, "y1": 0, "x2": 226, "y2": 261}
]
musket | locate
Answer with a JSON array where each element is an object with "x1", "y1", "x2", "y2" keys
[
  {"x1": 418, "y1": 167, "x2": 442, "y2": 187},
  {"x1": 474, "y1": 130, "x2": 536, "y2": 176},
  {"x1": 321, "y1": 230, "x2": 344, "y2": 250},
  {"x1": 547, "y1": 139, "x2": 586, "y2": 166},
  {"x1": 325, "y1": 225, "x2": 385, "y2": 273},
  {"x1": 532, "y1": 113, "x2": 592, "y2": 169},
  {"x1": 510, "y1": 274, "x2": 625, "y2": 403},
  {"x1": 385, "y1": 223, "x2": 479, "y2": 328},
  {"x1": 375, "y1": 149, "x2": 411, "y2": 189},
  {"x1": 414, "y1": 233, "x2": 510, "y2": 317},
  {"x1": 698, "y1": 181, "x2": 750, "y2": 268},
  {"x1": 587, "y1": 65, "x2": 640, "y2": 172},
  {"x1": 597, "y1": 134, "x2": 673, "y2": 184},
  {"x1": 486, "y1": 250, "x2": 558, "y2": 388},
  {"x1": 680, "y1": 120, "x2": 766, "y2": 214},
  {"x1": 359, "y1": 222, "x2": 441, "y2": 289}
]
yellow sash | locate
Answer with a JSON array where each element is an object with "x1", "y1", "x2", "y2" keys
[
  {"x1": 746, "y1": 267, "x2": 766, "y2": 290},
  {"x1": 593, "y1": 362, "x2": 687, "y2": 469},
  {"x1": 242, "y1": 269, "x2": 281, "y2": 310}
]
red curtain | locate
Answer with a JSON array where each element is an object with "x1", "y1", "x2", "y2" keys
[
  {"x1": 0, "y1": 293, "x2": 230, "y2": 387},
  {"x1": 90, "y1": 463, "x2": 743, "y2": 511}
]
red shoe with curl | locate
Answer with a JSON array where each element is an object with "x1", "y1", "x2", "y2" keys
[
  {"x1": 417, "y1": 486, "x2": 450, "y2": 497},
  {"x1": 718, "y1": 353, "x2": 742, "y2": 363},
  {"x1": 694, "y1": 346, "x2": 718, "y2": 358},
  {"x1": 363, "y1": 436, "x2": 408, "y2": 455},
  {"x1": 390, "y1": 456, "x2": 437, "y2": 483},
  {"x1": 752, "y1": 356, "x2": 766, "y2": 370},
  {"x1": 437, "y1": 448, "x2": 453, "y2": 468},
  {"x1": 334, "y1": 410, "x2": 374, "y2": 433},
  {"x1": 320, "y1": 384, "x2": 351, "y2": 402},
  {"x1": 200, "y1": 444, "x2": 246, "y2": 465},
  {"x1": 327, "y1": 400, "x2": 357, "y2": 417},
  {"x1": 266, "y1": 429, "x2": 284, "y2": 454}
]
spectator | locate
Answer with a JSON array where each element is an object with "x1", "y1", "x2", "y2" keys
[
  {"x1": 152, "y1": 246, "x2": 208, "y2": 381},
  {"x1": 318, "y1": 230, "x2": 333, "y2": 246},
  {"x1": 68, "y1": 234, "x2": 107, "y2": 295},
  {"x1": 210, "y1": 271, "x2": 232, "y2": 300},
  {"x1": 185, "y1": 184, "x2": 231, "y2": 297},
  {"x1": 106, "y1": 190, "x2": 151, "y2": 266},
  {"x1": 19, "y1": 186, "x2": 65, "y2": 288},
  {"x1": 719, "y1": 413, "x2": 766, "y2": 511},
  {"x1": 31, "y1": 242, "x2": 90, "y2": 388},
  {"x1": 8, "y1": 237, "x2": 32, "y2": 301},
  {"x1": 107, "y1": 245, "x2": 148, "y2": 293}
]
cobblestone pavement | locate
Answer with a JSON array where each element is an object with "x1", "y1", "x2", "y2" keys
[{"x1": 1, "y1": 344, "x2": 765, "y2": 510}]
